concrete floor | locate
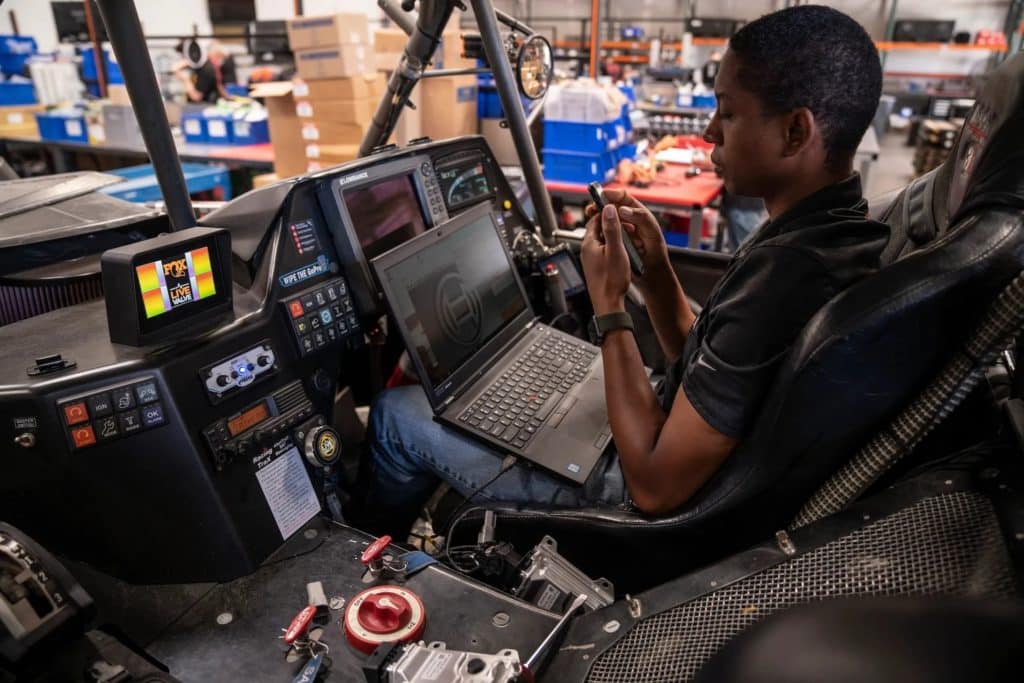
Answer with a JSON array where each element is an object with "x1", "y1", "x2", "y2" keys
[{"x1": 864, "y1": 130, "x2": 917, "y2": 204}]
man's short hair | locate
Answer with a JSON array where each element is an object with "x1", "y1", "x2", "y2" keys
[{"x1": 728, "y1": 5, "x2": 882, "y2": 171}]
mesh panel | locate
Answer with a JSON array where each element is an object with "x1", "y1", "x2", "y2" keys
[{"x1": 587, "y1": 491, "x2": 1017, "y2": 683}]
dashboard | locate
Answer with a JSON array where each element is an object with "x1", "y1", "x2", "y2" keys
[{"x1": 0, "y1": 136, "x2": 532, "y2": 584}]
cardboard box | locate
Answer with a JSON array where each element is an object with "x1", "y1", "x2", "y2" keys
[
  {"x1": 249, "y1": 81, "x2": 306, "y2": 177},
  {"x1": 418, "y1": 75, "x2": 477, "y2": 141},
  {"x1": 389, "y1": 101, "x2": 422, "y2": 146},
  {"x1": 306, "y1": 143, "x2": 360, "y2": 173},
  {"x1": 107, "y1": 84, "x2": 131, "y2": 106},
  {"x1": 300, "y1": 119, "x2": 369, "y2": 145},
  {"x1": 374, "y1": 28, "x2": 406, "y2": 71},
  {"x1": 293, "y1": 73, "x2": 384, "y2": 102},
  {"x1": 0, "y1": 104, "x2": 43, "y2": 134},
  {"x1": 252, "y1": 172, "x2": 279, "y2": 189},
  {"x1": 287, "y1": 13, "x2": 370, "y2": 50},
  {"x1": 304, "y1": 142, "x2": 359, "y2": 161},
  {"x1": 374, "y1": 28, "x2": 408, "y2": 54},
  {"x1": 376, "y1": 52, "x2": 404, "y2": 72},
  {"x1": 433, "y1": 27, "x2": 475, "y2": 70},
  {"x1": 295, "y1": 98, "x2": 375, "y2": 126},
  {"x1": 480, "y1": 117, "x2": 517, "y2": 166},
  {"x1": 295, "y1": 45, "x2": 373, "y2": 81}
]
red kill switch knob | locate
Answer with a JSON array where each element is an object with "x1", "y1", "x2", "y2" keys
[{"x1": 344, "y1": 586, "x2": 426, "y2": 654}]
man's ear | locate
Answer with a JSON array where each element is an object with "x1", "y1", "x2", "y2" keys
[{"x1": 781, "y1": 107, "x2": 816, "y2": 158}]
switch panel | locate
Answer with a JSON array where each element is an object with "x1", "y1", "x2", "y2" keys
[
  {"x1": 200, "y1": 341, "x2": 278, "y2": 404},
  {"x1": 56, "y1": 377, "x2": 165, "y2": 451},
  {"x1": 282, "y1": 277, "x2": 361, "y2": 358}
]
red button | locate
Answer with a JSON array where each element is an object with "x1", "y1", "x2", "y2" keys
[
  {"x1": 69, "y1": 425, "x2": 96, "y2": 449},
  {"x1": 63, "y1": 401, "x2": 89, "y2": 426},
  {"x1": 288, "y1": 300, "x2": 305, "y2": 319}
]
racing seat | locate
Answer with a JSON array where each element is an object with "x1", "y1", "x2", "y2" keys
[{"x1": 470, "y1": 54, "x2": 1024, "y2": 588}]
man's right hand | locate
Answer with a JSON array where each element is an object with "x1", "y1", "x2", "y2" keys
[{"x1": 584, "y1": 188, "x2": 670, "y2": 290}]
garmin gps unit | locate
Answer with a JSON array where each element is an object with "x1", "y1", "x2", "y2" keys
[{"x1": 101, "y1": 226, "x2": 234, "y2": 346}]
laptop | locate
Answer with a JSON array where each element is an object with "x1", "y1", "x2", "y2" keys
[{"x1": 372, "y1": 203, "x2": 611, "y2": 484}]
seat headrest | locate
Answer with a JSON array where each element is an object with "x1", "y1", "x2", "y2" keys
[{"x1": 946, "y1": 53, "x2": 1024, "y2": 220}]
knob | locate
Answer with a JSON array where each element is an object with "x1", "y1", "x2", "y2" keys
[
  {"x1": 13, "y1": 432, "x2": 35, "y2": 448},
  {"x1": 257, "y1": 354, "x2": 271, "y2": 367},
  {"x1": 304, "y1": 425, "x2": 341, "y2": 467},
  {"x1": 215, "y1": 374, "x2": 231, "y2": 387}
]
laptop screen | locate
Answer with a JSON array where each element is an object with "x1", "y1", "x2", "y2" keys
[{"x1": 378, "y1": 211, "x2": 528, "y2": 388}]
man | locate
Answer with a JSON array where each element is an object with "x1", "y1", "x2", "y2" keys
[
  {"x1": 174, "y1": 41, "x2": 235, "y2": 103},
  {"x1": 358, "y1": 5, "x2": 890, "y2": 534}
]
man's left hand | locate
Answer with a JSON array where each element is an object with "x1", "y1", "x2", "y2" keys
[{"x1": 581, "y1": 204, "x2": 631, "y2": 315}]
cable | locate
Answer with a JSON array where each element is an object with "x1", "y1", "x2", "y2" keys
[{"x1": 441, "y1": 455, "x2": 518, "y2": 571}]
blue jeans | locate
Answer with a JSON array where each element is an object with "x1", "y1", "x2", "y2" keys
[{"x1": 361, "y1": 386, "x2": 628, "y2": 535}]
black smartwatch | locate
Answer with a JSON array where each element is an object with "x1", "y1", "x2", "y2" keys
[{"x1": 588, "y1": 311, "x2": 634, "y2": 345}]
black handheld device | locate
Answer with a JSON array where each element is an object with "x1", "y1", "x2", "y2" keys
[{"x1": 587, "y1": 182, "x2": 645, "y2": 277}]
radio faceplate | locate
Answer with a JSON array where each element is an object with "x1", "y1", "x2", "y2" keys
[{"x1": 202, "y1": 380, "x2": 315, "y2": 470}]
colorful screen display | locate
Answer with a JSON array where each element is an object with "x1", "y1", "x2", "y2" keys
[{"x1": 135, "y1": 246, "x2": 217, "y2": 319}]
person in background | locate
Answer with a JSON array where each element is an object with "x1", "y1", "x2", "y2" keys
[
  {"x1": 173, "y1": 39, "x2": 218, "y2": 103},
  {"x1": 208, "y1": 42, "x2": 238, "y2": 93},
  {"x1": 173, "y1": 40, "x2": 236, "y2": 102}
]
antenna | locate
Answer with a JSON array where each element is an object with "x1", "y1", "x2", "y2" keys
[{"x1": 94, "y1": 0, "x2": 196, "y2": 232}]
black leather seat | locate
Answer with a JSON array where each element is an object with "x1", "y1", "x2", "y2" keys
[{"x1": 471, "y1": 54, "x2": 1024, "y2": 588}]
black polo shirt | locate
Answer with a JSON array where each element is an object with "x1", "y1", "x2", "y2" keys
[{"x1": 659, "y1": 174, "x2": 890, "y2": 438}]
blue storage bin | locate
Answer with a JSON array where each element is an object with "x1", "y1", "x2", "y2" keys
[
  {"x1": 100, "y1": 162, "x2": 233, "y2": 202},
  {"x1": 229, "y1": 118, "x2": 269, "y2": 145},
  {"x1": 0, "y1": 81, "x2": 35, "y2": 105},
  {"x1": 35, "y1": 112, "x2": 88, "y2": 142},
  {"x1": 478, "y1": 87, "x2": 503, "y2": 119},
  {"x1": 203, "y1": 114, "x2": 233, "y2": 144},
  {"x1": 543, "y1": 119, "x2": 617, "y2": 154},
  {"x1": 692, "y1": 93, "x2": 716, "y2": 109},
  {"x1": 181, "y1": 112, "x2": 208, "y2": 143},
  {"x1": 603, "y1": 118, "x2": 629, "y2": 149},
  {"x1": 81, "y1": 47, "x2": 124, "y2": 84},
  {"x1": 542, "y1": 148, "x2": 616, "y2": 184},
  {"x1": 0, "y1": 35, "x2": 36, "y2": 75}
]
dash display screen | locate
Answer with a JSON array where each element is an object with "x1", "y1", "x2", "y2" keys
[{"x1": 135, "y1": 246, "x2": 218, "y2": 319}]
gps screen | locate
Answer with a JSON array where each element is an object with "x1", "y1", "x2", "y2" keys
[{"x1": 135, "y1": 246, "x2": 218, "y2": 319}]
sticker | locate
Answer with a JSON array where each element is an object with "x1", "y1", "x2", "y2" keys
[
  {"x1": 421, "y1": 651, "x2": 453, "y2": 680},
  {"x1": 207, "y1": 119, "x2": 228, "y2": 138},
  {"x1": 7, "y1": 113, "x2": 23, "y2": 125},
  {"x1": 537, "y1": 583, "x2": 563, "y2": 611},
  {"x1": 12, "y1": 416, "x2": 37, "y2": 430},
  {"x1": 254, "y1": 442, "x2": 321, "y2": 540},
  {"x1": 234, "y1": 121, "x2": 250, "y2": 137},
  {"x1": 64, "y1": 119, "x2": 83, "y2": 137},
  {"x1": 289, "y1": 220, "x2": 321, "y2": 255},
  {"x1": 296, "y1": 101, "x2": 314, "y2": 118},
  {"x1": 184, "y1": 118, "x2": 202, "y2": 135},
  {"x1": 305, "y1": 144, "x2": 321, "y2": 159},
  {"x1": 293, "y1": 80, "x2": 310, "y2": 97},
  {"x1": 301, "y1": 124, "x2": 320, "y2": 141},
  {"x1": 279, "y1": 255, "x2": 331, "y2": 288}
]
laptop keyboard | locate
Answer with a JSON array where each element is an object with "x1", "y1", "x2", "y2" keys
[{"x1": 457, "y1": 331, "x2": 599, "y2": 450}]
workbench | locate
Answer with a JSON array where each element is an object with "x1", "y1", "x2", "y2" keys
[
  {"x1": 0, "y1": 133, "x2": 274, "y2": 172},
  {"x1": 546, "y1": 162, "x2": 726, "y2": 249}
]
